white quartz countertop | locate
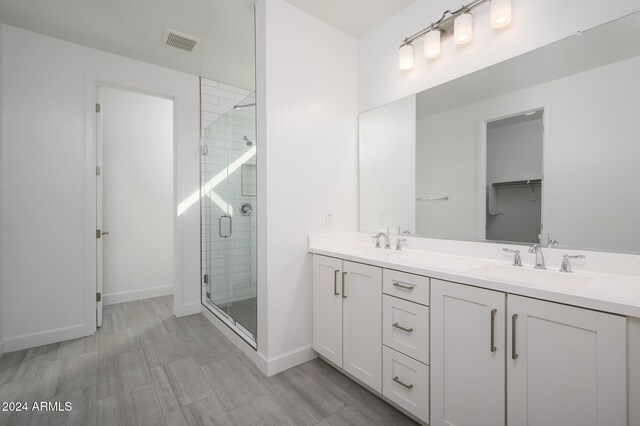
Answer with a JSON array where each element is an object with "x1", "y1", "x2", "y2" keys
[{"x1": 309, "y1": 233, "x2": 640, "y2": 318}]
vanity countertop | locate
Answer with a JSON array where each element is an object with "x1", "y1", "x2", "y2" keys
[{"x1": 309, "y1": 233, "x2": 640, "y2": 318}]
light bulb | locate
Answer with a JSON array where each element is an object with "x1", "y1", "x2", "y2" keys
[
  {"x1": 399, "y1": 43, "x2": 414, "y2": 70},
  {"x1": 490, "y1": 0, "x2": 512, "y2": 28},
  {"x1": 424, "y1": 30, "x2": 441, "y2": 58},
  {"x1": 454, "y1": 12, "x2": 473, "y2": 44}
]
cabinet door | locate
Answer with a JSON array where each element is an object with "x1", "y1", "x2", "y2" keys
[
  {"x1": 343, "y1": 261, "x2": 382, "y2": 392},
  {"x1": 312, "y1": 255, "x2": 344, "y2": 367},
  {"x1": 431, "y1": 279, "x2": 506, "y2": 426},
  {"x1": 507, "y1": 295, "x2": 627, "y2": 426}
]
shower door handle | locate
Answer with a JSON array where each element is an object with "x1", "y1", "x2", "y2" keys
[{"x1": 218, "y1": 215, "x2": 232, "y2": 238}]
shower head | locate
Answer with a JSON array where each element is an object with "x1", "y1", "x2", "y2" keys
[
  {"x1": 233, "y1": 102, "x2": 256, "y2": 110},
  {"x1": 243, "y1": 136, "x2": 254, "y2": 146}
]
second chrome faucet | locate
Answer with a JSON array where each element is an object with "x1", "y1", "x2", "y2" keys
[{"x1": 528, "y1": 244, "x2": 546, "y2": 270}]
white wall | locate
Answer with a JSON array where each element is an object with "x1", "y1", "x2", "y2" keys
[
  {"x1": 359, "y1": 95, "x2": 415, "y2": 234},
  {"x1": 101, "y1": 87, "x2": 174, "y2": 305},
  {"x1": 358, "y1": 0, "x2": 640, "y2": 112},
  {"x1": 256, "y1": 0, "x2": 358, "y2": 375},
  {"x1": 1, "y1": 26, "x2": 201, "y2": 352},
  {"x1": 415, "y1": 106, "x2": 481, "y2": 240}
]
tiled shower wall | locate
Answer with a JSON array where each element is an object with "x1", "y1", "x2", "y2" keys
[{"x1": 200, "y1": 78, "x2": 257, "y2": 307}]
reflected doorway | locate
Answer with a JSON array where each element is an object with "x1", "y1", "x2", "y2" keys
[{"x1": 485, "y1": 110, "x2": 543, "y2": 244}]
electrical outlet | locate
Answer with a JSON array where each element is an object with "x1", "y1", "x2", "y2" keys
[
  {"x1": 378, "y1": 213, "x2": 384, "y2": 225},
  {"x1": 325, "y1": 213, "x2": 333, "y2": 228}
]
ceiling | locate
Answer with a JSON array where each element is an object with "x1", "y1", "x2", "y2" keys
[
  {"x1": 0, "y1": 0, "x2": 257, "y2": 90},
  {"x1": 0, "y1": 0, "x2": 416, "y2": 88},
  {"x1": 284, "y1": 0, "x2": 417, "y2": 36}
]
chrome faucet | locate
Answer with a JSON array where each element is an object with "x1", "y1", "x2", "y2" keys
[
  {"x1": 528, "y1": 244, "x2": 546, "y2": 270},
  {"x1": 559, "y1": 254, "x2": 585, "y2": 273},
  {"x1": 371, "y1": 232, "x2": 391, "y2": 249},
  {"x1": 396, "y1": 238, "x2": 407, "y2": 251}
]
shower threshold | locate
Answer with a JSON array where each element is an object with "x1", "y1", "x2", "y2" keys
[{"x1": 204, "y1": 299, "x2": 257, "y2": 348}]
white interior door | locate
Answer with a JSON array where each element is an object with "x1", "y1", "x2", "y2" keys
[{"x1": 96, "y1": 87, "x2": 104, "y2": 327}]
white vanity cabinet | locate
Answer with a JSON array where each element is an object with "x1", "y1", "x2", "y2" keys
[
  {"x1": 431, "y1": 279, "x2": 627, "y2": 426},
  {"x1": 507, "y1": 294, "x2": 627, "y2": 426},
  {"x1": 312, "y1": 255, "x2": 382, "y2": 392},
  {"x1": 431, "y1": 279, "x2": 506, "y2": 426}
]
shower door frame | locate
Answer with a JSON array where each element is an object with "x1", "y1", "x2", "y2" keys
[{"x1": 199, "y1": 81, "x2": 258, "y2": 349}]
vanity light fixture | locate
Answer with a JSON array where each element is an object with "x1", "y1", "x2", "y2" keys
[
  {"x1": 399, "y1": 43, "x2": 415, "y2": 70},
  {"x1": 454, "y1": 11, "x2": 473, "y2": 44},
  {"x1": 399, "y1": 0, "x2": 511, "y2": 70},
  {"x1": 424, "y1": 28, "x2": 442, "y2": 58},
  {"x1": 490, "y1": 0, "x2": 512, "y2": 28}
]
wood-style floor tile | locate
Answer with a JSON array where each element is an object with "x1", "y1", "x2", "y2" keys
[{"x1": 0, "y1": 295, "x2": 416, "y2": 426}]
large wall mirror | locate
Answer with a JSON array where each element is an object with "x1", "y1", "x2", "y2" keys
[{"x1": 359, "y1": 11, "x2": 640, "y2": 253}]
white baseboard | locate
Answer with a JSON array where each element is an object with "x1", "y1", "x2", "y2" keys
[
  {"x1": 200, "y1": 305, "x2": 316, "y2": 377},
  {"x1": 264, "y1": 345, "x2": 317, "y2": 376},
  {"x1": 3, "y1": 323, "x2": 88, "y2": 352},
  {"x1": 176, "y1": 301, "x2": 202, "y2": 317},
  {"x1": 103, "y1": 285, "x2": 173, "y2": 306}
]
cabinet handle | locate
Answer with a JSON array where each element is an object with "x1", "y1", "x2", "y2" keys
[
  {"x1": 393, "y1": 376, "x2": 414, "y2": 390},
  {"x1": 512, "y1": 313, "x2": 519, "y2": 360},
  {"x1": 392, "y1": 281, "x2": 415, "y2": 291},
  {"x1": 490, "y1": 309, "x2": 497, "y2": 353},
  {"x1": 342, "y1": 272, "x2": 347, "y2": 299},
  {"x1": 333, "y1": 270, "x2": 340, "y2": 296},
  {"x1": 392, "y1": 323, "x2": 414, "y2": 333}
]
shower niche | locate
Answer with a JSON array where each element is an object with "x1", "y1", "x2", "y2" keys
[{"x1": 200, "y1": 78, "x2": 257, "y2": 346}]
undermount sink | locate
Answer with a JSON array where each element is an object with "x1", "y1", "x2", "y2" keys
[{"x1": 467, "y1": 264, "x2": 594, "y2": 289}]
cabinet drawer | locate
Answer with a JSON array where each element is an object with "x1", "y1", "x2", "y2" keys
[
  {"x1": 383, "y1": 269, "x2": 429, "y2": 305},
  {"x1": 383, "y1": 345, "x2": 429, "y2": 423},
  {"x1": 383, "y1": 295, "x2": 429, "y2": 364}
]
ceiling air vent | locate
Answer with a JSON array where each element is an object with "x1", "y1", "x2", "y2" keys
[{"x1": 161, "y1": 28, "x2": 200, "y2": 52}]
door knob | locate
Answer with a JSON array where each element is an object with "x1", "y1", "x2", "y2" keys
[{"x1": 102, "y1": 231, "x2": 110, "y2": 236}]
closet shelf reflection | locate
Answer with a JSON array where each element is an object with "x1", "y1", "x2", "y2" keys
[{"x1": 490, "y1": 179, "x2": 541, "y2": 188}]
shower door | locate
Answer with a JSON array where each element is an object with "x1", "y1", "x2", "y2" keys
[{"x1": 201, "y1": 87, "x2": 257, "y2": 346}]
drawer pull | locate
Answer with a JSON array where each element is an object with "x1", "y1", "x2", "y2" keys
[
  {"x1": 333, "y1": 270, "x2": 340, "y2": 296},
  {"x1": 392, "y1": 281, "x2": 415, "y2": 291},
  {"x1": 490, "y1": 308, "x2": 497, "y2": 353},
  {"x1": 392, "y1": 323, "x2": 414, "y2": 333},
  {"x1": 342, "y1": 272, "x2": 347, "y2": 299},
  {"x1": 512, "y1": 313, "x2": 519, "y2": 360},
  {"x1": 393, "y1": 376, "x2": 414, "y2": 390}
]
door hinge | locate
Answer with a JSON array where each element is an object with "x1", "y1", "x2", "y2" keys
[
  {"x1": 96, "y1": 103, "x2": 101, "y2": 113},
  {"x1": 203, "y1": 273, "x2": 209, "y2": 284},
  {"x1": 96, "y1": 293, "x2": 102, "y2": 302},
  {"x1": 96, "y1": 229, "x2": 101, "y2": 239},
  {"x1": 96, "y1": 166, "x2": 101, "y2": 176}
]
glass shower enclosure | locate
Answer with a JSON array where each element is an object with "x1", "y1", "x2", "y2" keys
[{"x1": 201, "y1": 89, "x2": 257, "y2": 346}]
